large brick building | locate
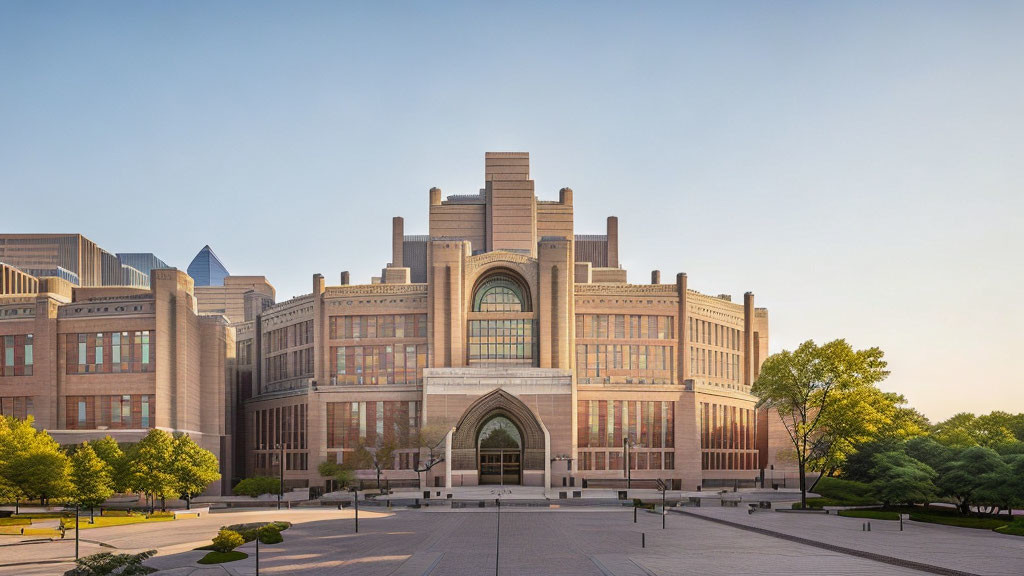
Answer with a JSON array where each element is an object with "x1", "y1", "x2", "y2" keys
[
  {"x1": 1, "y1": 152, "x2": 784, "y2": 495},
  {"x1": 240, "y1": 152, "x2": 776, "y2": 492}
]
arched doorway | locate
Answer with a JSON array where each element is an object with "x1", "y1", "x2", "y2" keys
[
  {"x1": 450, "y1": 389, "x2": 549, "y2": 487},
  {"x1": 477, "y1": 416, "x2": 522, "y2": 485}
]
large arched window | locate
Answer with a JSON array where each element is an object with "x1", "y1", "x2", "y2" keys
[{"x1": 468, "y1": 272, "x2": 537, "y2": 366}]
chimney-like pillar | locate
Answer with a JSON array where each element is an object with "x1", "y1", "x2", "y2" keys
[
  {"x1": 339, "y1": 271, "x2": 350, "y2": 285},
  {"x1": 651, "y1": 270, "x2": 661, "y2": 284},
  {"x1": 429, "y1": 187, "x2": 442, "y2": 206},
  {"x1": 607, "y1": 216, "x2": 619, "y2": 268},
  {"x1": 392, "y1": 217, "x2": 404, "y2": 267},
  {"x1": 743, "y1": 292, "x2": 754, "y2": 387},
  {"x1": 677, "y1": 273, "x2": 688, "y2": 383}
]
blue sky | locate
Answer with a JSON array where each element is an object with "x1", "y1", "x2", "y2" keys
[{"x1": 2, "y1": 2, "x2": 1021, "y2": 421}]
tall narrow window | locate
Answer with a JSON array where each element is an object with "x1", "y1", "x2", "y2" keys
[
  {"x1": 141, "y1": 331, "x2": 150, "y2": 366},
  {"x1": 78, "y1": 401, "x2": 87, "y2": 426},
  {"x1": 141, "y1": 395, "x2": 150, "y2": 428}
]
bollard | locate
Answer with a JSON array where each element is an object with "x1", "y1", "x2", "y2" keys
[
  {"x1": 900, "y1": 515, "x2": 904, "y2": 531},
  {"x1": 634, "y1": 507, "x2": 637, "y2": 523},
  {"x1": 642, "y1": 533, "x2": 645, "y2": 548},
  {"x1": 868, "y1": 522, "x2": 871, "y2": 532},
  {"x1": 862, "y1": 523, "x2": 866, "y2": 531}
]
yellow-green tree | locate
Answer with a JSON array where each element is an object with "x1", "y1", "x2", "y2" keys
[
  {"x1": 171, "y1": 434, "x2": 221, "y2": 509},
  {"x1": 752, "y1": 339, "x2": 889, "y2": 508},
  {"x1": 70, "y1": 442, "x2": 113, "y2": 520},
  {"x1": 128, "y1": 429, "x2": 177, "y2": 512},
  {"x1": 0, "y1": 416, "x2": 71, "y2": 506}
]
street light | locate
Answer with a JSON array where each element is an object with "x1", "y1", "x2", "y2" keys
[
  {"x1": 276, "y1": 443, "x2": 285, "y2": 510},
  {"x1": 623, "y1": 436, "x2": 639, "y2": 489},
  {"x1": 491, "y1": 487, "x2": 511, "y2": 576}
]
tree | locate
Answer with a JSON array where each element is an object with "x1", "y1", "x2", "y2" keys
[
  {"x1": 232, "y1": 476, "x2": 281, "y2": 497},
  {"x1": 70, "y1": 443, "x2": 114, "y2": 520},
  {"x1": 810, "y1": 388, "x2": 926, "y2": 482},
  {"x1": 904, "y1": 436, "x2": 957, "y2": 471},
  {"x1": 318, "y1": 460, "x2": 354, "y2": 491},
  {"x1": 869, "y1": 451, "x2": 937, "y2": 507},
  {"x1": 752, "y1": 339, "x2": 888, "y2": 508},
  {"x1": 976, "y1": 454, "x2": 1022, "y2": 518},
  {"x1": 128, "y1": 429, "x2": 177, "y2": 512},
  {"x1": 413, "y1": 421, "x2": 450, "y2": 489},
  {"x1": 0, "y1": 416, "x2": 72, "y2": 505},
  {"x1": 936, "y1": 445, "x2": 1006, "y2": 515},
  {"x1": 171, "y1": 434, "x2": 221, "y2": 509},
  {"x1": 351, "y1": 435, "x2": 398, "y2": 492},
  {"x1": 841, "y1": 438, "x2": 904, "y2": 483},
  {"x1": 932, "y1": 412, "x2": 1019, "y2": 448},
  {"x1": 90, "y1": 436, "x2": 129, "y2": 494}
]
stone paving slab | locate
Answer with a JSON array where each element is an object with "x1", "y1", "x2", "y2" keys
[{"x1": 680, "y1": 507, "x2": 1024, "y2": 576}]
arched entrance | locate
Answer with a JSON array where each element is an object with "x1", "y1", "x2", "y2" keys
[
  {"x1": 477, "y1": 416, "x2": 522, "y2": 485},
  {"x1": 450, "y1": 389, "x2": 549, "y2": 487}
]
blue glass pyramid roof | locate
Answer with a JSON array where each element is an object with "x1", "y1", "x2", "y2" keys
[{"x1": 187, "y1": 245, "x2": 229, "y2": 286}]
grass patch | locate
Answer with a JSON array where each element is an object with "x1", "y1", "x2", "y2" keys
[
  {"x1": 837, "y1": 506, "x2": 1015, "y2": 532},
  {"x1": 838, "y1": 509, "x2": 900, "y2": 520},
  {"x1": 0, "y1": 518, "x2": 32, "y2": 526},
  {"x1": 59, "y1": 514, "x2": 175, "y2": 530},
  {"x1": 994, "y1": 519, "x2": 1024, "y2": 537},
  {"x1": 198, "y1": 551, "x2": 248, "y2": 564}
]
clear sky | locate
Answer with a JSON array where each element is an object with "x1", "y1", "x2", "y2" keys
[{"x1": 2, "y1": 2, "x2": 1021, "y2": 422}]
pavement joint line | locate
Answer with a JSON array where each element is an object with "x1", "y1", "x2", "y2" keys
[
  {"x1": 589, "y1": 556, "x2": 615, "y2": 576},
  {"x1": 673, "y1": 509, "x2": 984, "y2": 576},
  {"x1": 629, "y1": 557, "x2": 658, "y2": 576},
  {"x1": 422, "y1": 551, "x2": 444, "y2": 576}
]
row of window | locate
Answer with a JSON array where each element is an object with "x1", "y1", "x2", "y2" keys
[
  {"x1": 66, "y1": 394, "x2": 153, "y2": 429},
  {"x1": 578, "y1": 450, "x2": 675, "y2": 471},
  {"x1": 264, "y1": 320, "x2": 314, "y2": 354},
  {"x1": 575, "y1": 344, "x2": 674, "y2": 382},
  {"x1": 577, "y1": 400, "x2": 675, "y2": 449},
  {"x1": 264, "y1": 347, "x2": 314, "y2": 384},
  {"x1": 1, "y1": 334, "x2": 33, "y2": 376},
  {"x1": 0, "y1": 396, "x2": 33, "y2": 419},
  {"x1": 253, "y1": 451, "x2": 309, "y2": 474},
  {"x1": 65, "y1": 332, "x2": 154, "y2": 374},
  {"x1": 328, "y1": 314, "x2": 428, "y2": 340},
  {"x1": 325, "y1": 401, "x2": 421, "y2": 449},
  {"x1": 252, "y1": 404, "x2": 308, "y2": 450},
  {"x1": 330, "y1": 344, "x2": 428, "y2": 385},
  {"x1": 703, "y1": 451, "x2": 759, "y2": 471},
  {"x1": 690, "y1": 317, "x2": 741, "y2": 351},
  {"x1": 700, "y1": 403, "x2": 759, "y2": 471},
  {"x1": 468, "y1": 319, "x2": 537, "y2": 362},
  {"x1": 691, "y1": 347, "x2": 742, "y2": 382},
  {"x1": 575, "y1": 315, "x2": 674, "y2": 340}
]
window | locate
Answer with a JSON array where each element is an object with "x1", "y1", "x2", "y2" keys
[
  {"x1": 78, "y1": 401, "x2": 86, "y2": 425},
  {"x1": 141, "y1": 395, "x2": 150, "y2": 427},
  {"x1": 473, "y1": 276, "x2": 527, "y2": 312}
]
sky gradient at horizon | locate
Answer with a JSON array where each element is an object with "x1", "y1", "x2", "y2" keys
[{"x1": 2, "y1": 2, "x2": 1021, "y2": 422}]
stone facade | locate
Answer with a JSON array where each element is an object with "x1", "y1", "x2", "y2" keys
[{"x1": 239, "y1": 152, "x2": 781, "y2": 493}]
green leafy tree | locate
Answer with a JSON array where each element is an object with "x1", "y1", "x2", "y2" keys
[
  {"x1": 128, "y1": 429, "x2": 177, "y2": 511},
  {"x1": 64, "y1": 550, "x2": 156, "y2": 575},
  {"x1": 976, "y1": 454, "x2": 1022, "y2": 518},
  {"x1": 936, "y1": 445, "x2": 1006, "y2": 515},
  {"x1": 841, "y1": 438, "x2": 904, "y2": 482},
  {"x1": 932, "y1": 412, "x2": 1019, "y2": 448},
  {"x1": 810, "y1": 388, "x2": 926, "y2": 482},
  {"x1": 171, "y1": 434, "x2": 221, "y2": 509},
  {"x1": 318, "y1": 460, "x2": 354, "y2": 491},
  {"x1": 869, "y1": 451, "x2": 937, "y2": 507},
  {"x1": 90, "y1": 436, "x2": 129, "y2": 494},
  {"x1": 752, "y1": 339, "x2": 889, "y2": 508},
  {"x1": 0, "y1": 416, "x2": 72, "y2": 505},
  {"x1": 70, "y1": 443, "x2": 114, "y2": 520},
  {"x1": 232, "y1": 476, "x2": 281, "y2": 497},
  {"x1": 904, "y1": 436, "x2": 957, "y2": 471}
]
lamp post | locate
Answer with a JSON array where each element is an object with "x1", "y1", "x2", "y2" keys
[
  {"x1": 623, "y1": 437, "x2": 638, "y2": 489},
  {"x1": 491, "y1": 487, "x2": 510, "y2": 576},
  {"x1": 351, "y1": 486, "x2": 359, "y2": 533},
  {"x1": 276, "y1": 443, "x2": 285, "y2": 510},
  {"x1": 75, "y1": 503, "x2": 80, "y2": 560}
]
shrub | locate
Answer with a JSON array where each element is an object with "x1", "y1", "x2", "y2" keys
[
  {"x1": 147, "y1": 511, "x2": 174, "y2": 518},
  {"x1": 63, "y1": 550, "x2": 156, "y2": 575},
  {"x1": 811, "y1": 477, "x2": 878, "y2": 505},
  {"x1": 258, "y1": 525, "x2": 283, "y2": 544},
  {"x1": 211, "y1": 529, "x2": 245, "y2": 553},
  {"x1": 232, "y1": 477, "x2": 281, "y2": 497},
  {"x1": 222, "y1": 521, "x2": 291, "y2": 543},
  {"x1": 101, "y1": 510, "x2": 134, "y2": 517}
]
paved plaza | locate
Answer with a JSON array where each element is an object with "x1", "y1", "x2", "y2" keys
[{"x1": 0, "y1": 505, "x2": 1021, "y2": 575}]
